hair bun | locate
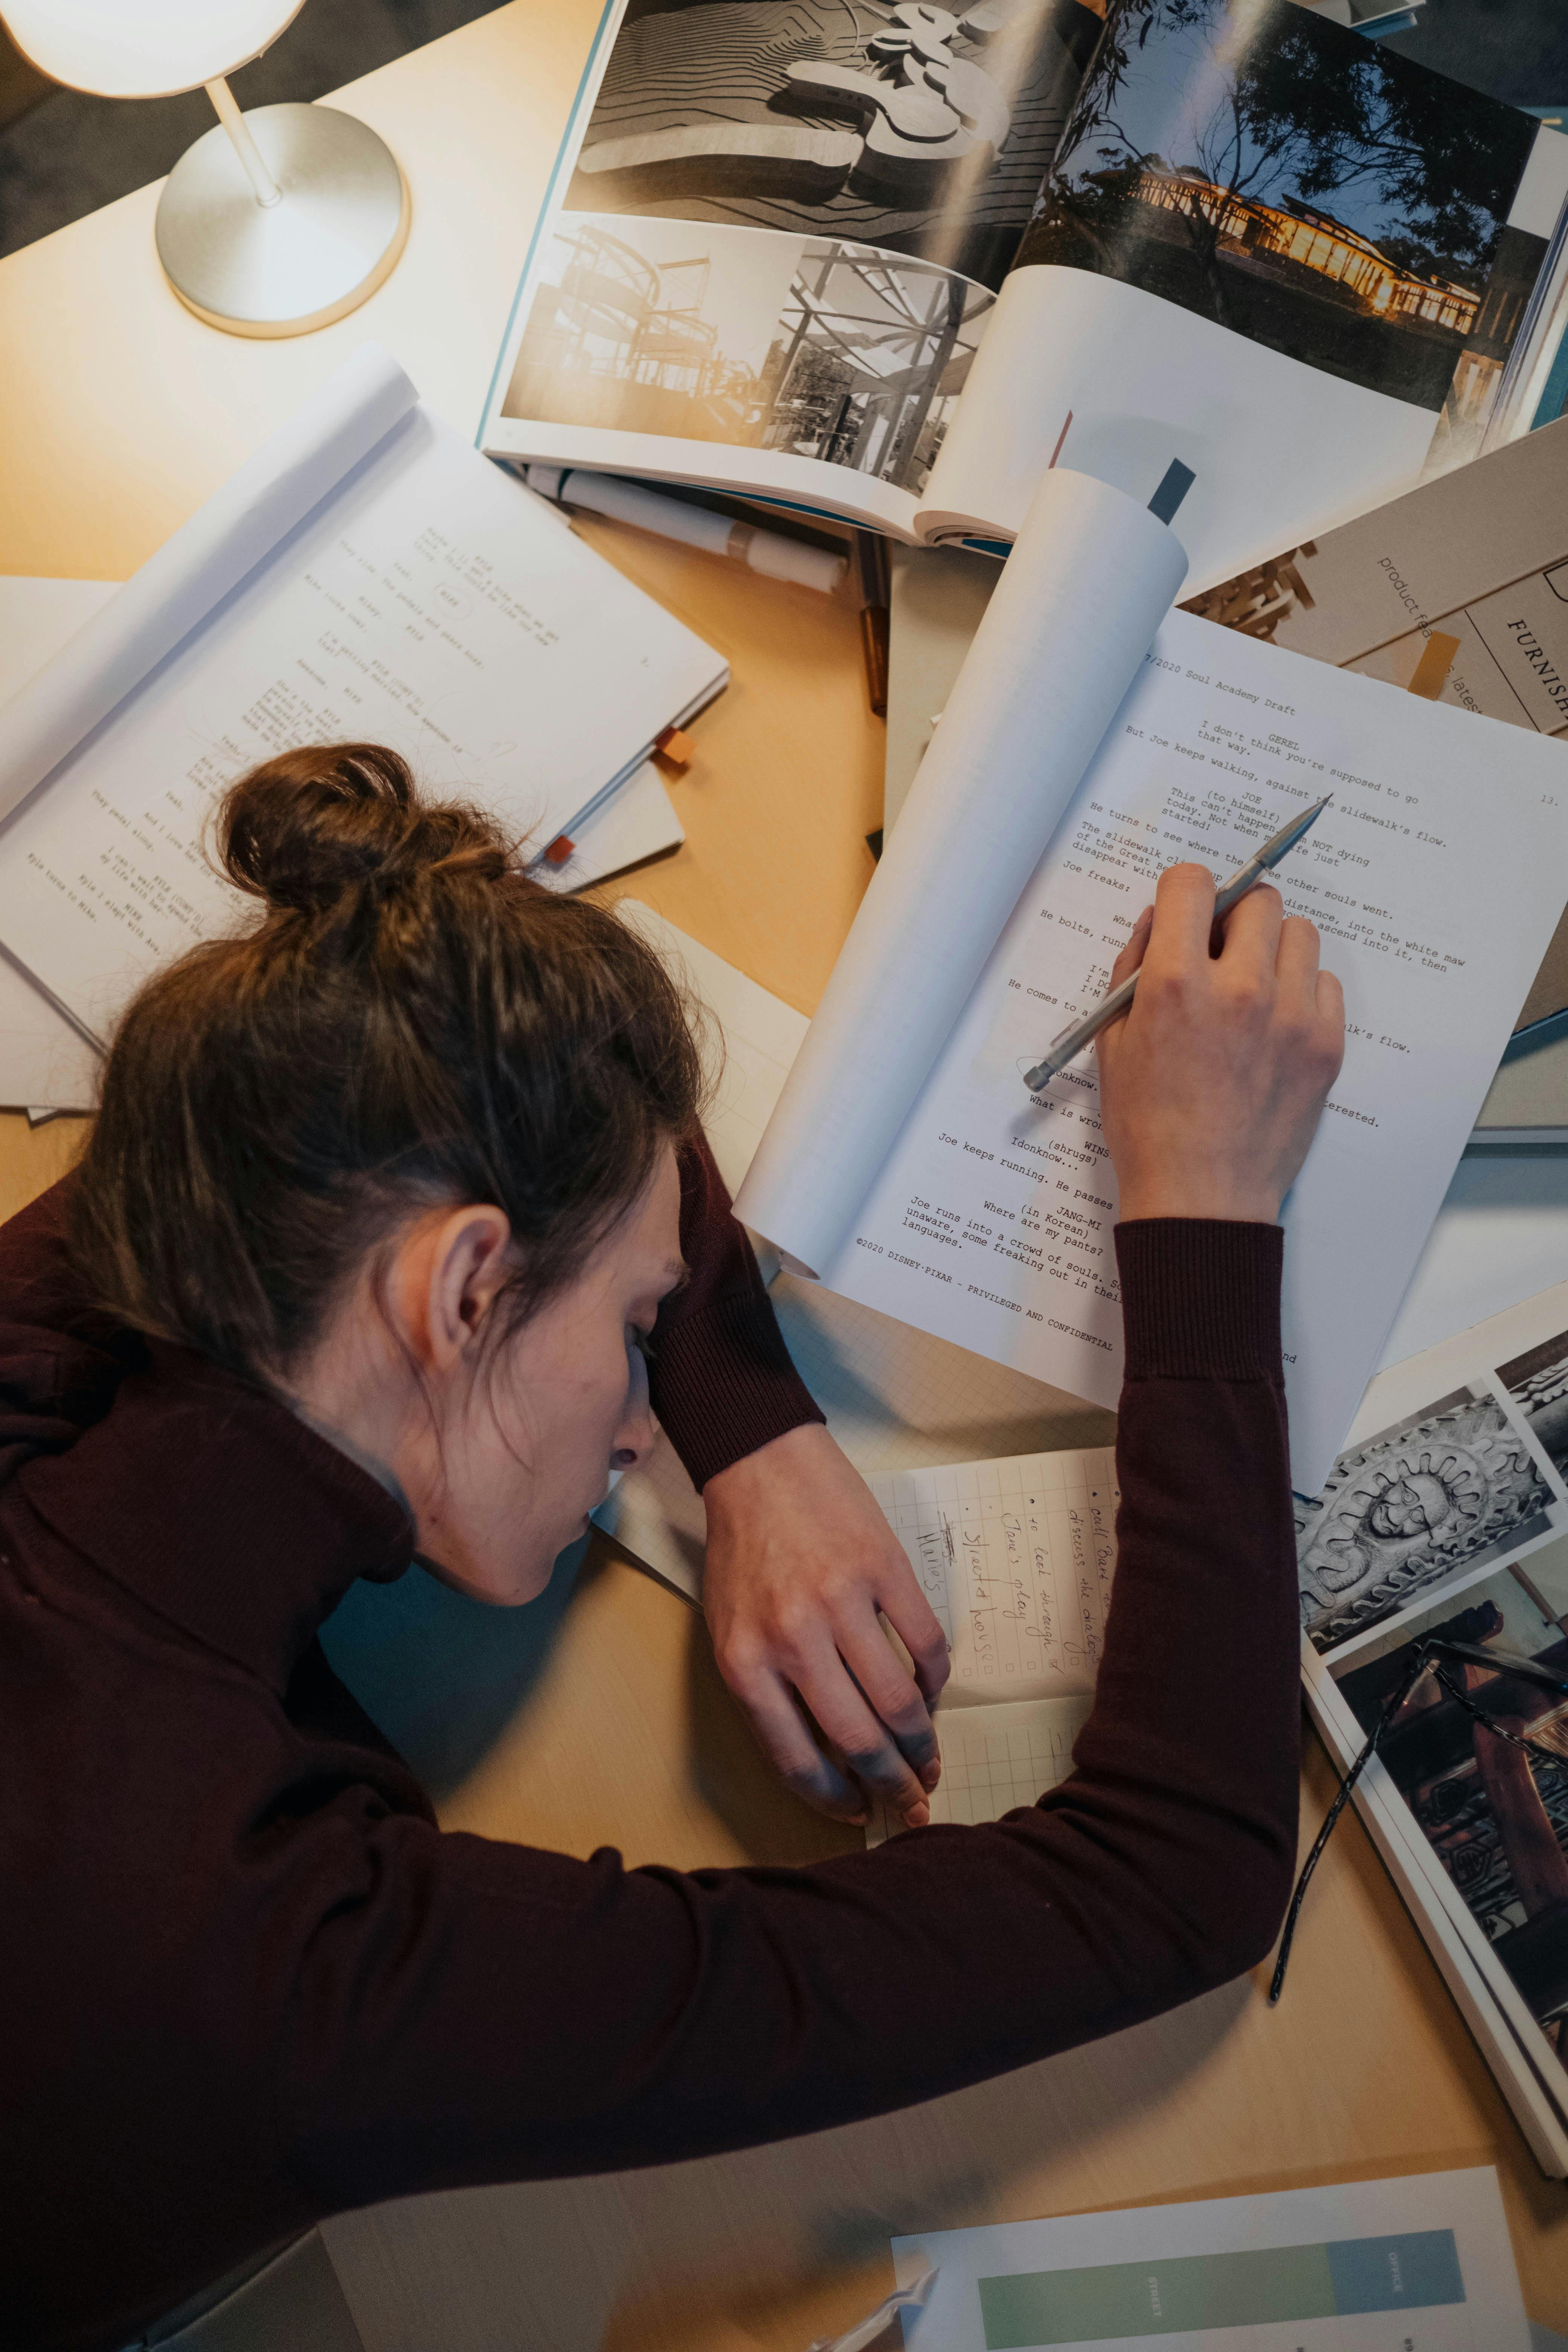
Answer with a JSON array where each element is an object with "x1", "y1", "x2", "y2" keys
[{"x1": 219, "y1": 743, "x2": 509, "y2": 915}]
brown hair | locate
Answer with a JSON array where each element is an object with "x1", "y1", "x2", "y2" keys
[{"x1": 69, "y1": 744, "x2": 705, "y2": 1383}]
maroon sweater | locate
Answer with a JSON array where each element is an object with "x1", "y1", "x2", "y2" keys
[{"x1": 0, "y1": 1152, "x2": 1299, "y2": 2352}]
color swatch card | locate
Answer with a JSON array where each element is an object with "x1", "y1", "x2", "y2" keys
[{"x1": 893, "y1": 2165, "x2": 1531, "y2": 2350}]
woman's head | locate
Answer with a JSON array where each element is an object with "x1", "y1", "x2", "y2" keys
[{"x1": 69, "y1": 742, "x2": 705, "y2": 1600}]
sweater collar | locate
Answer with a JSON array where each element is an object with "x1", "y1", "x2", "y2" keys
[{"x1": 20, "y1": 1338, "x2": 414, "y2": 1690}]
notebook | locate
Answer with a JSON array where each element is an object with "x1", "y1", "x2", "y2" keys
[{"x1": 0, "y1": 344, "x2": 723, "y2": 1058}]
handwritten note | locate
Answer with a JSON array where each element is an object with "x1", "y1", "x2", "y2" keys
[{"x1": 865, "y1": 1446, "x2": 1117, "y2": 1698}]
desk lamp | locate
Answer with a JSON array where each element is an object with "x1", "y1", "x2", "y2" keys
[{"x1": 1, "y1": 0, "x2": 409, "y2": 336}]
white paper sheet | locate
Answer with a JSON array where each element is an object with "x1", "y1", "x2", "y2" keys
[
  {"x1": 862, "y1": 1695, "x2": 1092, "y2": 1847},
  {"x1": 893, "y1": 2165, "x2": 1531, "y2": 2351},
  {"x1": 0, "y1": 589, "x2": 683, "y2": 1106},
  {"x1": 0, "y1": 579, "x2": 118, "y2": 1110},
  {"x1": 756, "y1": 601, "x2": 1568, "y2": 1492},
  {"x1": 736, "y1": 466, "x2": 1187, "y2": 1281},
  {"x1": 0, "y1": 345, "x2": 418, "y2": 833},
  {"x1": 0, "y1": 405, "x2": 724, "y2": 1046}
]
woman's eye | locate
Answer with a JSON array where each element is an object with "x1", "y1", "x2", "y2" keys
[{"x1": 628, "y1": 1326, "x2": 657, "y2": 1369}]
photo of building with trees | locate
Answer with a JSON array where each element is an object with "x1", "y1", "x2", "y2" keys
[{"x1": 1016, "y1": 0, "x2": 1542, "y2": 410}]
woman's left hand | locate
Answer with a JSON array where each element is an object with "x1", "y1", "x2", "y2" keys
[{"x1": 701, "y1": 1423, "x2": 950, "y2": 1828}]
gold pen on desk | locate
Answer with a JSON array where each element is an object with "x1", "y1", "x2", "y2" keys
[{"x1": 852, "y1": 529, "x2": 890, "y2": 717}]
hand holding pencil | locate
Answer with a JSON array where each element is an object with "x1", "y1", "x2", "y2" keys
[{"x1": 1093, "y1": 858, "x2": 1345, "y2": 1228}]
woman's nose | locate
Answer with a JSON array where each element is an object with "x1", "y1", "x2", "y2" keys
[{"x1": 612, "y1": 1344, "x2": 657, "y2": 1471}]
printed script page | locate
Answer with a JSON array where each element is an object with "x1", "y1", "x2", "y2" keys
[
  {"x1": 0, "y1": 410, "x2": 720, "y2": 1043},
  {"x1": 818, "y1": 608, "x2": 1568, "y2": 1491}
]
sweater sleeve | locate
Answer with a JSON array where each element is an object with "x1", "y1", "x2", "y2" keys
[
  {"x1": 646, "y1": 1131, "x2": 824, "y2": 1490},
  {"x1": 276, "y1": 1219, "x2": 1301, "y2": 2207}
]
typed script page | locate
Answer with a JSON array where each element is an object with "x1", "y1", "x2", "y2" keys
[
  {"x1": 819, "y1": 609, "x2": 1568, "y2": 1490},
  {"x1": 0, "y1": 410, "x2": 718, "y2": 1043}
]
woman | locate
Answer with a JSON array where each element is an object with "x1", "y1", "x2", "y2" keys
[{"x1": 0, "y1": 744, "x2": 1342, "y2": 2350}]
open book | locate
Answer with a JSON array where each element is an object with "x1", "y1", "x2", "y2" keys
[
  {"x1": 0, "y1": 345, "x2": 724, "y2": 1060},
  {"x1": 1300, "y1": 1273, "x2": 1568, "y2": 2177},
  {"x1": 479, "y1": 0, "x2": 1568, "y2": 591}
]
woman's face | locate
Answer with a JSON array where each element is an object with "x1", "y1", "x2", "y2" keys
[
  {"x1": 293, "y1": 1145, "x2": 686, "y2": 1608},
  {"x1": 417, "y1": 1145, "x2": 687, "y2": 1605}
]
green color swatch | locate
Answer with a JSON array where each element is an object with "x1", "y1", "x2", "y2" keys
[{"x1": 977, "y1": 2228, "x2": 1465, "y2": 2346}]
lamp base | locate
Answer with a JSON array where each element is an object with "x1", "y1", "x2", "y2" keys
[{"x1": 154, "y1": 104, "x2": 409, "y2": 338}]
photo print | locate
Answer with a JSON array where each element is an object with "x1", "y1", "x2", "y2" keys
[
  {"x1": 1501, "y1": 1326, "x2": 1568, "y2": 1484},
  {"x1": 1297, "y1": 1383, "x2": 1559, "y2": 1656},
  {"x1": 562, "y1": 0, "x2": 1108, "y2": 290},
  {"x1": 1333, "y1": 1538, "x2": 1568, "y2": 2053},
  {"x1": 501, "y1": 215, "x2": 993, "y2": 492},
  {"x1": 1014, "y1": 0, "x2": 1543, "y2": 416}
]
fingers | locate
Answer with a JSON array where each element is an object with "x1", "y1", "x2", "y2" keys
[
  {"x1": 1107, "y1": 904, "x2": 1153, "y2": 991},
  {"x1": 836, "y1": 1617, "x2": 943, "y2": 1790},
  {"x1": 730, "y1": 1667, "x2": 866, "y2": 1823},
  {"x1": 1216, "y1": 880, "x2": 1284, "y2": 980},
  {"x1": 797, "y1": 1635, "x2": 934, "y2": 1827},
  {"x1": 1141, "y1": 861, "x2": 1218, "y2": 974},
  {"x1": 1314, "y1": 966, "x2": 1347, "y2": 1076},
  {"x1": 878, "y1": 1571, "x2": 952, "y2": 1707}
]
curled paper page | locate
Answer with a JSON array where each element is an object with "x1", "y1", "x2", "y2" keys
[
  {"x1": 804, "y1": 2262, "x2": 938, "y2": 2352},
  {"x1": 0, "y1": 341, "x2": 417, "y2": 829},
  {"x1": 736, "y1": 468, "x2": 1186, "y2": 1278}
]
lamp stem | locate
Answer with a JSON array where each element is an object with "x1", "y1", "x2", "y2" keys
[{"x1": 205, "y1": 78, "x2": 282, "y2": 208}]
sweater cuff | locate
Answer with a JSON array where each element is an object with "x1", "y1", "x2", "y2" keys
[
  {"x1": 1115, "y1": 1219, "x2": 1283, "y2": 1382},
  {"x1": 652, "y1": 1293, "x2": 825, "y2": 1492}
]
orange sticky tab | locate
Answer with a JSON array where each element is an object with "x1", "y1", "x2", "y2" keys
[
  {"x1": 1407, "y1": 631, "x2": 1460, "y2": 701},
  {"x1": 544, "y1": 835, "x2": 575, "y2": 865},
  {"x1": 655, "y1": 725, "x2": 695, "y2": 767}
]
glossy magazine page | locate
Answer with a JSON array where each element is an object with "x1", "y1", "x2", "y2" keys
[
  {"x1": 1297, "y1": 1276, "x2": 1568, "y2": 2174},
  {"x1": 479, "y1": 0, "x2": 1107, "y2": 536}
]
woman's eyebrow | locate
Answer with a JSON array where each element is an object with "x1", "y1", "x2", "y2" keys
[{"x1": 661, "y1": 1259, "x2": 690, "y2": 1297}]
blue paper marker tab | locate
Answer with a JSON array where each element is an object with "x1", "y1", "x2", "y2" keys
[{"x1": 1148, "y1": 460, "x2": 1196, "y2": 526}]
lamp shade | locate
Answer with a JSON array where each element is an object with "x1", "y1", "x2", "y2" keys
[{"x1": 0, "y1": 0, "x2": 305, "y2": 99}]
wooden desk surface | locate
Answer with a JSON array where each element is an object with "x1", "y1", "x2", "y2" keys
[{"x1": 1, "y1": 3, "x2": 1565, "y2": 2338}]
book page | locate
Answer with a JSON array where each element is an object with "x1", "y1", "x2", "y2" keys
[
  {"x1": 862, "y1": 1694, "x2": 1093, "y2": 1847},
  {"x1": 480, "y1": 0, "x2": 1105, "y2": 529},
  {"x1": 917, "y1": 265, "x2": 1438, "y2": 593},
  {"x1": 0, "y1": 344, "x2": 416, "y2": 829},
  {"x1": 0, "y1": 410, "x2": 724, "y2": 1045},
  {"x1": 735, "y1": 466, "x2": 1187, "y2": 1279},
  {"x1": 810, "y1": 606, "x2": 1568, "y2": 1494},
  {"x1": 0, "y1": 579, "x2": 115, "y2": 1110}
]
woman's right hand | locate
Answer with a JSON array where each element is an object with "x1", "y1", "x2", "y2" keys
[{"x1": 1095, "y1": 861, "x2": 1344, "y2": 1225}]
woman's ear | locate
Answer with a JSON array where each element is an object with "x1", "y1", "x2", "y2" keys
[{"x1": 389, "y1": 1205, "x2": 514, "y2": 1374}]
